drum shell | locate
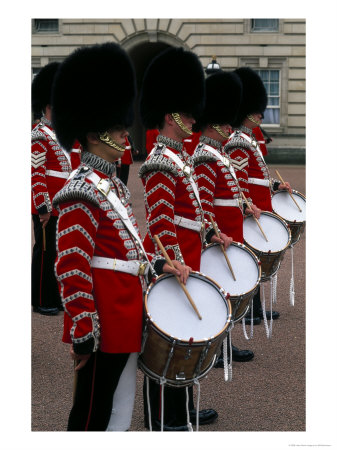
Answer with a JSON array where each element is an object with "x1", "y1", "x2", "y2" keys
[
  {"x1": 272, "y1": 190, "x2": 306, "y2": 246},
  {"x1": 201, "y1": 243, "x2": 261, "y2": 322},
  {"x1": 243, "y1": 212, "x2": 291, "y2": 282},
  {"x1": 139, "y1": 322, "x2": 226, "y2": 387},
  {"x1": 138, "y1": 272, "x2": 231, "y2": 387}
]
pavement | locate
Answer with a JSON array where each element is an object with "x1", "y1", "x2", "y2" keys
[{"x1": 31, "y1": 163, "x2": 308, "y2": 447}]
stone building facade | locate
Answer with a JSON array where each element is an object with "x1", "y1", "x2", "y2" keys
[{"x1": 32, "y1": 18, "x2": 305, "y2": 163}]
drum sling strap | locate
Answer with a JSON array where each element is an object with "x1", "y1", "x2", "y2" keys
[
  {"x1": 85, "y1": 172, "x2": 154, "y2": 276},
  {"x1": 41, "y1": 125, "x2": 71, "y2": 166},
  {"x1": 201, "y1": 144, "x2": 247, "y2": 209}
]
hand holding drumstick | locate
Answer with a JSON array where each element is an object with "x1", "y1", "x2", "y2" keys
[
  {"x1": 241, "y1": 192, "x2": 268, "y2": 242},
  {"x1": 209, "y1": 216, "x2": 236, "y2": 281},
  {"x1": 275, "y1": 169, "x2": 301, "y2": 212},
  {"x1": 154, "y1": 235, "x2": 202, "y2": 320}
]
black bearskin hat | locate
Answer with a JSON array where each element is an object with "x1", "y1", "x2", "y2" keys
[
  {"x1": 51, "y1": 42, "x2": 136, "y2": 151},
  {"x1": 232, "y1": 67, "x2": 267, "y2": 127},
  {"x1": 194, "y1": 71, "x2": 242, "y2": 132},
  {"x1": 32, "y1": 62, "x2": 60, "y2": 116},
  {"x1": 139, "y1": 47, "x2": 205, "y2": 130}
]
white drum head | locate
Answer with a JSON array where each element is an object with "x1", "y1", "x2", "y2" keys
[
  {"x1": 272, "y1": 191, "x2": 306, "y2": 223},
  {"x1": 146, "y1": 273, "x2": 229, "y2": 342},
  {"x1": 243, "y1": 212, "x2": 289, "y2": 252},
  {"x1": 200, "y1": 244, "x2": 259, "y2": 296}
]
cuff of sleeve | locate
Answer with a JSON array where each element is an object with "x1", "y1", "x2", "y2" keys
[
  {"x1": 73, "y1": 337, "x2": 95, "y2": 355},
  {"x1": 273, "y1": 181, "x2": 281, "y2": 191},
  {"x1": 37, "y1": 205, "x2": 49, "y2": 215},
  {"x1": 153, "y1": 259, "x2": 166, "y2": 275},
  {"x1": 206, "y1": 228, "x2": 216, "y2": 244}
]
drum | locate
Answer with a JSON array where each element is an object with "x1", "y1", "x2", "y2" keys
[
  {"x1": 200, "y1": 242, "x2": 261, "y2": 322},
  {"x1": 272, "y1": 190, "x2": 306, "y2": 245},
  {"x1": 243, "y1": 211, "x2": 291, "y2": 281},
  {"x1": 138, "y1": 271, "x2": 232, "y2": 387}
]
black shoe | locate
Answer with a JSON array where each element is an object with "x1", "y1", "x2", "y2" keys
[
  {"x1": 146, "y1": 419, "x2": 189, "y2": 431},
  {"x1": 258, "y1": 309, "x2": 280, "y2": 320},
  {"x1": 33, "y1": 306, "x2": 59, "y2": 316},
  {"x1": 242, "y1": 316, "x2": 261, "y2": 325},
  {"x1": 232, "y1": 345, "x2": 254, "y2": 362},
  {"x1": 189, "y1": 408, "x2": 218, "y2": 425},
  {"x1": 214, "y1": 357, "x2": 225, "y2": 368}
]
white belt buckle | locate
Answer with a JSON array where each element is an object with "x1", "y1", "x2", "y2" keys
[{"x1": 96, "y1": 178, "x2": 110, "y2": 196}]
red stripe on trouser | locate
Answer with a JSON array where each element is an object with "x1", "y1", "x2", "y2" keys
[{"x1": 84, "y1": 354, "x2": 97, "y2": 431}]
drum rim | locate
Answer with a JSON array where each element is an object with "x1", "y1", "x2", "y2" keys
[
  {"x1": 201, "y1": 241, "x2": 262, "y2": 297},
  {"x1": 144, "y1": 271, "x2": 232, "y2": 344},
  {"x1": 272, "y1": 189, "x2": 306, "y2": 225},
  {"x1": 243, "y1": 210, "x2": 291, "y2": 254}
]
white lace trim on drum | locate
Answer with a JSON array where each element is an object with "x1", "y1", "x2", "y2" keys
[
  {"x1": 242, "y1": 298, "x2": 255, "y2": 340},
  {"x1": 222, "y1": 328, "x2": 233, "y2": 382},
  {"x1": 290, "y1": 244, "x2": 295, "y2": 306},
  {"x1": 261, "y1": 282, "x2": 273, "y2": 339}
]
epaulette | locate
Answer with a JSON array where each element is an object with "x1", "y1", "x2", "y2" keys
[
  {"x1": 138, "y1": 143, "x2": 179, "y2": 178},
  {"x1": 192, "y1": 143, "x2": 219, "y2": 165},
  {"x1": 223, "y1": 133, "x2": 252, "y2": 153},
  {"x1": 53, "y1": 166, "x2": 100, "y2": 208},
  {"x1": 31, "y1": 128, "x2": 48, "y2": 143}
]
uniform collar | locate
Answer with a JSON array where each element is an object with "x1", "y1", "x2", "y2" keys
[
  {"x1": 237, "y1": 125, "x2": 253, "y2": 137},
  {"x1": 157, "y1": 134, "x2": 183, "y2": 152},
  {"x1": 82, "y1": 152, "x2": 116, "y2": 177},
  {"x1": 41, "y1": 116, "x2": 52, "y2": 128},
  {"x1": 199, "y1": 135, "x2": 222, "y2": 150}
]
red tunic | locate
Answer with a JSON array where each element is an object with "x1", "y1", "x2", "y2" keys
[
  {"x1": 224, "y1": 128, "x2": 273, "y2": 212},
  {"x1": 54, "y1": 153, "x2": 148, "y2": 353},
  {"x1": 31, "y1": 119, "x2": 81, "y2": 216},
  {"x1": 139, "y1": 137, "x2": 208, "y2": 271},
  {"x1": 193, "y1": 138, "x2": 245, "y2": 243}
]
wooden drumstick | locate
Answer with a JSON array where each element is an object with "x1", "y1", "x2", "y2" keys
[
  {"x1": 275, "y1": 169, "x2": 302, "y2": 212},
  {"x1": 42, "y1": 227, "x2": 47, "y2": 251},
  {"x1": 154, "y1": 235, "x2": 202, "y2": 320},
  {"x1": 241, "y1": 192, "x2": 269, "y2": 242},
  {"x1": 209, "y1": 216, "x2": 236, "y2": 281}
]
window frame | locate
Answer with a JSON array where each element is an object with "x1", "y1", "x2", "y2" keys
[
  {"x1": 32, "y1": 19, "x2": 59, "y2": 34},
  {"x1": 256, "y1": 69, "x2": 281, "y2": 126},
  {"x1": 251, "y1": 19, "x2": 279, "y2": 33}
]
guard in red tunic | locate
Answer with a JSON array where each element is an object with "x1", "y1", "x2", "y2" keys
[
  {"x1": 51, "y1": 42, "x2": 189, "y2": 432},
  {"x1": 192, "y1": 70, "x2": 261, "y2": 364},
  {"x1": 139, "y1": 47, "x2": 229, "y2": 431},
  {"x1": 31, "y1": 62, "x2": 81, "y2": 316},
  {"x1": 224, "y1": 67, "x2": 291, "y2": 323}
]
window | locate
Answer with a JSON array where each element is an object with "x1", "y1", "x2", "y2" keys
[
  {"x1": 34, "y1": 19, "x2": 59, "y2": 33},
  {"x1": 256, "y1": 69, "x2": 280, "y2": 125},
  {"x1": 251, "y1": 19, "x2": 279, "y2": 32}
]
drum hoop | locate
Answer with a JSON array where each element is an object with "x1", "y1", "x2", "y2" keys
[
  {"x1": 243, "y1": 211, "x2": 291, "y2": 254},
  {"x1": 144, "y1": 271, "x2": 232, "y2": 344},
  {"x1": 201, "y1": 241, "x2": 262, "y2": 296},
  {"x1": 272, "y1": 190, "x2": 306, "y2": 226}
]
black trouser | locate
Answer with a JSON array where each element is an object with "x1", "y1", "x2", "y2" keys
[
  {"x1": 252, "y1": 286, "x2": 262, "y2": 315},
  {"x1": 31, "y1": 214, "x2": 62, "y2": 309},
  {"x1": 143, "y1": 378, "x2": 194, "y2": 428},
  {"x1": 68, "y1": 351, "x2": 130, "y2": 431}
]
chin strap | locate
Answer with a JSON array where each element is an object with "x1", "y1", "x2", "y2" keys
[
  {"x1": 98, "y1": 131, "x2": 126, "y2": 153},
  {"x1": 212, "y1": 124, "x2": 229, "y2": 139},
  {"x1": 171, "y1": 112, "x2": 193, "y2": 136},
  {"x1": 247, "y1": 114, "x2": 261, "y2": 126}
]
